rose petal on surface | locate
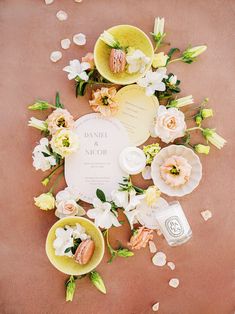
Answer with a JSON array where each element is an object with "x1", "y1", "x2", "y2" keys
[
  {"x1": 149, "y1": 241, "x2": 157, "y2": 254},
  {"x1": 201, "y1": 210, "x2": 212, "y2": 221},
  {"x1": 61, "y1": 38, "x2": 71, "y2": 50},
  {"x1": 56, "y1": 10, "x2": 68, "y2": 21},
  {"x1": 152, "y1": 302, "x2": 160, "y2": 312},
  {"x1": 50, "y1": 51, "x2": 62, "y2": 62},
  {"x1": 73, "y1": 33, "x2": 86, "y2": 46},
  {"x1": 167, "y1": 261, "x2": 175, "y2": 270},
  {"x1": 152, "y1": 252, "x2": 166, "y2": 266},
  {"x1": 45, "y1": 0, "x2": 54, "y2": 4},
  {"x1": 75, "y1": 0, "x2": 83, "y2": 2},
  {"x1": 169, "y1": 278, "x2": 179, "y2": 288}
]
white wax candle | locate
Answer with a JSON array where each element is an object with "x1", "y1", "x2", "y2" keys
[{"x1": 119, "y1": 147, "x2": 146, "y2": 175}]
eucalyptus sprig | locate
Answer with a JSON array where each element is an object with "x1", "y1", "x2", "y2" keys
[{"x1": 103, "y1": 229, "x2": 134, "y2": 264}]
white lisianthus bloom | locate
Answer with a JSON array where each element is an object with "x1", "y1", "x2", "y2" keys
[
  {"x1": 153, "y1": 17, "x2": 165, "y2": 36},
  {"x1": 126, "y1": 48, "x2": 150, "y2": 74},
  {"x1": 55, "y1": 187, "x2": 85, "y2": 219},
  {"x1": 153, "y1": 105, "x2": 186, "y2": 143},
  {"x1": 202, "y1": 128, "x2": 226, "y2": 149},
  {"x1": 28, "y1": 117, "x2": 48, "y2": 131},
  {"x1": 53, "y1": 227, "x2": 74, "y2": 257},
  {"x1": 99, "y1": 31, "x2": 121, "y2": 48},
  {"x1": 169, "y1": 74, "x2": 177, "y2": 85},
  {"x1": 137, "y1": 68, "x2": 168, "y2": 96},
  {"x1": 50, "y1": 129, "x2": 79, "y2": 158},
  {"x1": 34, "y1": 192, "x2": 55, "y2": 210},
  {"x1": 169, "y1": 95, "x2": 194, "y2": 108},
  {"x1": 32, "y1": 138, "x2": 57, "y2": 171},
  {"x1": 63, "y1": 59, "x2": 90, "y2": 81},
  {"x1": 87, "y1": 198, "x2": 121, "y2": 229},
  {"x1": 152, "y1": 52, "x2": 168, "y2": 68}
]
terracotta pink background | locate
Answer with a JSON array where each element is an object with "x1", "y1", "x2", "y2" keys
[{"x1": 1, "y1": 0, "x2": 235, "y2": 313}]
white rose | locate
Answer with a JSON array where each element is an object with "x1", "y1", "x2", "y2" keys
[{"x1": 153, "y1": 106, "x2": 186, "y2": 143}]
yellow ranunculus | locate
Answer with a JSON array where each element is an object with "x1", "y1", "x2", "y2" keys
[
  {"x1": 34, "y1": 192, "x2": 55, "y2": 210},
  {"x1": 152, "y1": 52, "x2": 168, "y2": 68},
  {"x1": 145, "y1": 186, "x2": 161, "y2": 206}
]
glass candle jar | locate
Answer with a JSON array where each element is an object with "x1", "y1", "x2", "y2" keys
[{"x1": 155, "y1": 201, "x2": 192, "y2": 246}]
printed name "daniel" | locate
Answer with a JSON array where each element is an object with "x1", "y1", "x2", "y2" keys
[{"x1": 84, "y1": 132, "x2": 108, "y2": 138}]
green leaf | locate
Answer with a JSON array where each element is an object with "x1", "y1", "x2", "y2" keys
[
  {"x1": 76, "y1": 81, "x2": 88, "y2": 97},
  {"x1": 64, "y1": 247, "x2": 72, "y2": 253},
  {"x1": 96, "y1": 189, "x2": 106, "y2": 202},
  {"x1": 167, "y1": 48, "x2": 180, "y2": 64},
  {"x1": 55, "y1": 92, "x2": 64, "y2": 108},
  {"x1": 89, "y1": 271, "x2": 106, "y2": 294}
]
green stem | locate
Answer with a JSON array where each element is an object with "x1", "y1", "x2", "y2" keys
[
  {"x1": 49, "y1": 171, "x2": 64, "y2": 193},
  {"x1": 168, "y1": 57, "x2": 182, "y2": 64},
  {"x1": 186, "y1": 126, "x2": 203, "y2": 132},
  {"x1": 47, "y1": 162, "x2": 64, "y2": 179}
]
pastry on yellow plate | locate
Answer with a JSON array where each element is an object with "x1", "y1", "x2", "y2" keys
[
  {"x1": 94, "y1": 25, "x2": 154, "y2": 85},
  {"x1": 45, "y1": 217, "x2": 105, "y2": 275}
]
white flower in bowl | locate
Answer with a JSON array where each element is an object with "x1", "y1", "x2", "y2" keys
[
  {"x1": 87, "y1": 199, "x2": 121, "y2": 229},
  {"x1": 126, "y1": 48, "x2": 150, "y2": 74},
  {"x1": 53, "y1": 227, "x2": 74, "y2": 256},
  {"x1": 153, "y1": 105, "x2": 186, "y2": 143}
]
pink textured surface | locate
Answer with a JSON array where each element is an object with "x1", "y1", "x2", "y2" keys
[{"x1": 0, "y1": 0, "x2": 235, "y2": 313}]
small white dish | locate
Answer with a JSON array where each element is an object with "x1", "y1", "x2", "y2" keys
[
  {"x1": 119, "y1": 147, "x2": 146, "y2": 175},
  {"x1": 151, "y1": 145, "x2": 202, "y2": 197}
]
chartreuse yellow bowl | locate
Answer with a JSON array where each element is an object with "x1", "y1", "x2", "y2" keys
[
  {"x1": 94, "y1": 25, "x2": 154, "y2": 85},
  {"x1": 45, "y1": 217, "x2": 105, "y2": 275}
]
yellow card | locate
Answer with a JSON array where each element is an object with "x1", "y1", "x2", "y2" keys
[{"x1": 115, "y1": 85, "x2": 159, "y2": 146}]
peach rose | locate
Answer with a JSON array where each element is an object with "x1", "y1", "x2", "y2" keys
[{"x1": 89, "y1": 87, "x2": 118, "y2": 117}]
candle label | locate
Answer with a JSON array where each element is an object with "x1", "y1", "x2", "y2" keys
[{"x1": 165, "y1": 216, "x2": 184, "y2": 238}]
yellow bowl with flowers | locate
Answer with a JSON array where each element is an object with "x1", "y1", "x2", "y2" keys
[{"x1": 94, "y1": 25, "x2": 154, "y2": 85}]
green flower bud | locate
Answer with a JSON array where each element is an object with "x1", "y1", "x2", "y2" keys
[
  {"x1": 117, "y1": 248, "x2": 134, "y2": 258},
  {"x1": 28, "y1": 101, "x2": 51, "y2": 111},
  {"x1": 182, "y1": 45, "x2": 207, "y2": 63},
  {"x1": 194, "y1": 144, "x2": 210, "y2": 155},
  {"x1": 202, "y1": 128, "x2": 226, "y2": 149},
  {"x1": 201, "y1": 108, "x2": 213, "y2": 119},
  {"x1": 143, "y1": 143, "x2": 161, "y2": 165},
  {"x1": 89, "y1": 271, "x2": 106, "y2": 294},
  {"x1": 41, "y1": 177, "x2": 50, "y2": 186},
  {"x1": 195, "y1": 115, "x2": 202, "y2": 126},
  {"x1": 65, "y1": 276, "x2": 77, "y2": 302}
]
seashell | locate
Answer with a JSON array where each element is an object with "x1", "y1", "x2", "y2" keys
[
  {"x1": 151, "y1": 145, "x2": 202, "y2": 197},
  {"x1": 56, "y1": 10, "x2": 68, "y2": 21},
  {"x1": 61, "y1": 38, "x2": 71, "y2": 50},
  {"x1": 73, "y1": 33, "x2": 86, "y2": 46},
  {"x1": 50, "y1": 51, "x2": 62, "y2": 62},
  {"x1": 109, "y1": 48, "x2": 126, "y2": 73}
]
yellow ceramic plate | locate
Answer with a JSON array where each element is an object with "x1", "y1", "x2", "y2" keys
[
  {"x1": 45, "y1": 217, "x2": 105, "y2": 275},
  {"x1": 94, "y1": 25, "x2": 154, "y2": 85},
  {"x1": 115, "y1": 85, "x2": 159, "y2": 146}
]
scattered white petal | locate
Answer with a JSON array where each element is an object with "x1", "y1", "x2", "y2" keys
[
  {"x1": 50, "y1": 51, "x2": 62, "y2": 62},
  {"x1": 61, "y1": 38, "x2": 71, "y2": 50},
  {"x1": 75, "y1": 0, "x2": 83, "y2": 2},
  {"x1": 142, "y1": 166, "x2": 152, "y2": 180},
  {"x1": 152, "y1": 302, "x2": 160, "y2": 312},
  {"x1": 167, "y1": 262, "x2": 175, "y2": 270},
  {"x1": 73, "y1": 33, "x2": 86, "y2": 46},
  {"x1": 152, "y1": 252, "x2": 166, "y2": 266},
  {"x1": 56, "y1": 10, "x2": 68, "y2": 21},
  {"x1": 169, "y1": 278, "x2": 179, "y2": 288},
  {"x1": 149, "y1": 241, "x2": 157, "y2": 254},
  {"x1": 201, "y1": 210, "x2": 212, "y2": 221},
  {"x1": 45, "y1": 0, "x2": 54, "y2": 4},
  {"x1": 157, "y1": 229, "x2": 162, "y2": 236}
]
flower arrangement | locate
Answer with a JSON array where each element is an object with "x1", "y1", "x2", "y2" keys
[{"x1": 28, "y1": 17, "x2": 226, "y2": 303}]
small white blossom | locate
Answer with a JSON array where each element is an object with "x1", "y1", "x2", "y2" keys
[
  {"x1": 87, "y1": 198, "x2": 121, "y2": 229},
  {"x1": 153, "y1": 17, "x2": 165, "y2": 36},
  {"x1": 63, "y1": 59, "x2": 90, "y2": 81},
  {"x1": 137, "y1": 68, "x2": 167, "y2": 96},
  {"x1": 169, "y1": 74, "x2": 177, "y2": 85},
  {"x1": 28, "y1": 117, "x2": 47, "y2": 131},
  {"x1": 32, "y1": 138, "x2": 56, "y2": 171}
]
